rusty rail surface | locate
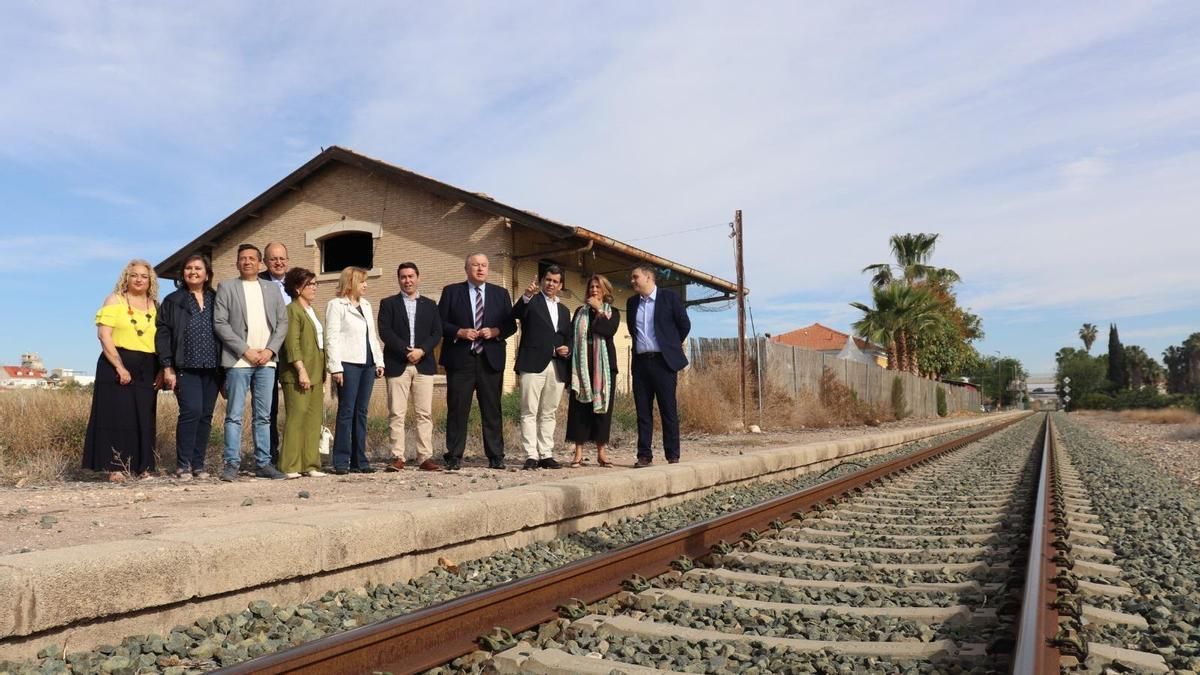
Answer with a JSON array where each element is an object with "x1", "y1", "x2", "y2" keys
[
  {"x1": 1011, "y1": 413, "x2": 1061, "y2": 674},
  {"x1": 220, "y1": 414, "x2": 1030, "y2": 675}
]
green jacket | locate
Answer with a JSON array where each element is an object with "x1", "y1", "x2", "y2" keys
[{"x1": 279, "y1": 301, "x2": 326, "y2": 385}]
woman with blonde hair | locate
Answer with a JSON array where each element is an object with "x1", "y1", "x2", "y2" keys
[
  {"x1": 325, "y1": 266, "x2": 384, "y2": 474},
  {"x1": 83, "y1": 259, "x2": 163, "y2": 481},
  {"x1": 565, "y1": 274, "x2": 621, "y2": 467}
]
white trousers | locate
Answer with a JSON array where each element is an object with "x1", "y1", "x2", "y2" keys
[{"x1": 518, "y1": 362, "x2": 565, "y2": 460}]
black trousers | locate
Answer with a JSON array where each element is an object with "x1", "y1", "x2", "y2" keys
[
  {"x1": 444, "y1": 354, "x2": 504, "y2": 463},
  {"x1": 269, "y1": 370, "x2": 281, "y2": 464},
  {"x1": 632, "y1": 353, "x2": 680, "y2": 461}
]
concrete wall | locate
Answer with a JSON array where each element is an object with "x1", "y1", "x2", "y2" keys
[{"x1": 688, "y1": 338, "x2": 981, "y2": 417}]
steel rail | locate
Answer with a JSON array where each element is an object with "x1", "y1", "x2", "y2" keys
[
  {"x1": 1011, "y1": 413, "x2": 1061, "y2": 673},
  {"x1": 219, "y1": 414, "x2": 1030, "y2": 675}
]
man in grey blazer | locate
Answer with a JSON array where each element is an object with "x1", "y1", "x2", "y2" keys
[{"x1": 214, "y1": 244, "x2": 289, "y2": 481}]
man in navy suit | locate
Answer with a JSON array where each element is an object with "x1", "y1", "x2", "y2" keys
[
  {"x1": 626, "y1": 265, "x2": 691, "y2": 466},
  {"x1": 512, "y1": 265, "x2": 572, "y2": 470},
  {"x1": 438, "y1": 253, "x2": 517, "y2": 470},
  {"x1": 378, "y1": 262, "x2": 443, "y2": 472}
]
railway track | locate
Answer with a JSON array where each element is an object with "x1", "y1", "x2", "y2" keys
[{"x1": 220, "y1": 413, "x2": 1166, "y2": 674}]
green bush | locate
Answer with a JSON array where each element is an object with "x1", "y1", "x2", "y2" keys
[
  {"x1": 936, "y1": 387, "x2": 947, "y2": 417},
  {"x1": 1077, "y1": 392, "x2": 1113, "y2": 410},
  {"x1": 890, "y1": 378, "x2": 908, "y2": 420},
  {"x1": 1111, "y1": 387, "x2": 1172, "y2": 410}
]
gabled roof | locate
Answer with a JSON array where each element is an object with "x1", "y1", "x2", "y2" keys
[
  {"x1": 157, "y1": 146, "x2": 739, "y2": 295},
  {"x1": 770, "y1": 323, "x2": 883, "y2": 353}
]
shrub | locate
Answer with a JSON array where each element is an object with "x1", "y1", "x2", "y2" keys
[
  {"x1": 1077, "y1": 392, "x2": 1113, "y2": 410},
  {"x1": 890, "y1": 377, "x2": 908, "y2": 420},
  {"x1": 1110, "y1": 387, "x2": 1172, "y2": 410},
  {"x1": 936, "y1": 387, "x2": 947, "y2": 417}
]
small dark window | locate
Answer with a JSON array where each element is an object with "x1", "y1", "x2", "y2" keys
[{"x1": 321, "y1": 232, "x2": 373, "y2": 273}]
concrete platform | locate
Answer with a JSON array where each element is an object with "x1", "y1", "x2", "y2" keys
[{"x1": 0, "y1": 412, "x2": 1026, "y2": 659}]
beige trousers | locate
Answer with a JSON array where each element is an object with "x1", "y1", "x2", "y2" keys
[
  {"x1": 386, "y1": 365, "x2": 434, "y2": 464},
  {"x1": 518, "y1": 362, "x2": 565, "y2": 460}
]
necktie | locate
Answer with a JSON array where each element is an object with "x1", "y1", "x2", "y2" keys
[{"x1": 472, "y1": 287, "x2": 484, "y2": 353}]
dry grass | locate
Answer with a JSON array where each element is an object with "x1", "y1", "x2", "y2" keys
[
  {"x1": 1082, "y1": 408, "x2": 1200, "y2": 425},
  {"x1": 3, "y1": 361, "x2": 917, "y2": 484},
  {"x1": 1170, "y1": 425, "x2": 1200, "y2": 441}
]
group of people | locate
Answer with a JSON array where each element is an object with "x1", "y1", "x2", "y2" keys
[{"x1": 81, "y1": 246, "x2": 692, "y2": 483}]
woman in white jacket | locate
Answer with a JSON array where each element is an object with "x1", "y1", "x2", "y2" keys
[{"x1": 325, "y1": 266, "x2": 385, "y2": 474}]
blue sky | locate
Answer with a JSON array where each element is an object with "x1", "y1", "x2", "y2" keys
[{"x1": 2, "y1": 1, "x2": 1198, "y2": 376}]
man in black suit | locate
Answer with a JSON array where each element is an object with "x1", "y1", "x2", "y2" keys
[
  {"x1": 513, "y1": 265, "x2": 572, "y2": 470},
  {"x1": 438, "y1": 253, "x2": 517, "y2": 470},
  {"x1": 378, "y1": 262, "x2": 443, "y2": 472},
  {"x1": 626, "y1": 264, "x2": 691, "y2": 466}
]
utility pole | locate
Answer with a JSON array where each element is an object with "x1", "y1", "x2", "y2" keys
[{"x1": 734, "y1": 210, "x2": 747, "y2": 430}]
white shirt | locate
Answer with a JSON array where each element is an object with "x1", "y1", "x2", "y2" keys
[
  {"x1": 635, "y1": 288, "x2": 660, "y2": 354},
  {"x1": 304, "y1": 305, "x2": 324, "y2": 350},
  {"x1": 234, "y1": 280, "x2": 275, "y2": 368},
  {"x1": 523, "y1": 291, "x2": 559, "y2": 331},
  {"x1": 403, "y1": 293, "x2": 419, "y2": 345}
]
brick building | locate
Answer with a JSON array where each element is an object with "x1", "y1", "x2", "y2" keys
[
  {"x1": 770, "y1": 323, "x2": 889, "y2": 368},
  {"x1": 156, "y1": 146, "x2": 737, "y2": 392}
]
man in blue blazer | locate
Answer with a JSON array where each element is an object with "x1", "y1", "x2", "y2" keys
[
  {"x1": 438, "y1": 253, "x2": 517, "y2": 470},
  {"x1": 626, "y1": 265, "x2": 691, "y2": 466}
]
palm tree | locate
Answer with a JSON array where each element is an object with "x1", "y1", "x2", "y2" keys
[
  {"x1": 852, "y1": 283, "x2": 946, "y2": 374},
  {"x1": 862, "y1": 233, "x2": 961, "y2": 289},
  {"x1": 1079, "y1": 323, "x2": 1098, "y2": 353}
]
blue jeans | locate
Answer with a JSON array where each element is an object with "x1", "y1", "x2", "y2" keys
[
  {"x1": 223, "y1": 366, "x2": 275, "y2": 469},
  {"x1": 175, "y1": 368, "x2": 220, "y2": 471},
  {"x1": 334, "y1": 360, "x2": 375, "y2": 470}
]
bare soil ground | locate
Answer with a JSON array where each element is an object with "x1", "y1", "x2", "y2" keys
[
  {"x1": 1070, "y1": 410, "x2": 1200, "y2": 489},
  {"x1": 0, "y1": 415, "x2": 970, "y2": 555}
]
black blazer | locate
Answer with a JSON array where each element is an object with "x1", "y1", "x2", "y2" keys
[
  {"x1": 513, "y1": 293, "x2": 572, "y2": 381},
  {"x1": 438, "y1": 281, "x2": 517, "y2": 372},
  {"x1": 155, "y1": 287, "x2": 215, "y2": 369},
  {"x1": 378, "y1": 293, "x2": 442, "y2": 376},
  {"x1": 569, "y1": 305, "x2": 620, "y2": 385},
  {"x1": 626, "y1": 286, "x2": 691, "y2": 372}
]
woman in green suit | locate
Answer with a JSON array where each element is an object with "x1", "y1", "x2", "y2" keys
[{"x1": 278, "y1": 268, "x2": 327, "y2": 477}]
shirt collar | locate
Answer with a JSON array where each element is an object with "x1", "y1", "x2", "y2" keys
[
  {"x1": 541, "y1": 292, "x2": 558, "y2": 304},
  {"x1": 403, "y1": 292, "x2": 420, "y2": 301},
  {"x1": 642, "y1": 288, "x2": 658, "y2": 303},
  {"x1": 470, "y1": 282, "x2": 486, "y2": 294}
]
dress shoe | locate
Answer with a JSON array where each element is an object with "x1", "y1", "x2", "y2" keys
[
  {"x1": 539, "y1": 457, "x2": 562, "y2": 470},
  {"x1": 633, "y1": 458, "x2": 653, "y2": 468},
  {"x1": 488, "y1": 459, "x2": 506, "y2": 470},
  {"x1": 352, "y1": 466, "x2": 377, "y2": 474},
  {"x1": 417, "y1": 460, "x2": 442, "y2": 472},
  {"x1": 334, "y1": 467, "x2": 351, "y2": 475},
  {"x1": 523, "y1": 459, "x2": 539, "y2": 470},
  {"x1": 668, "y1": 459, "x2": 680, "y2": 464},
  {"x1": 386, "y1": 459, "x2": 406, "y2": 472},
  {"x1": 444, "y1": 461, "x2": 461, "y2": 471}
]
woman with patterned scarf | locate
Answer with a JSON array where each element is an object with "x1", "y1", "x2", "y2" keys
[{"x1": 566, "y1": 274, "x2": 621, "y2": 467}]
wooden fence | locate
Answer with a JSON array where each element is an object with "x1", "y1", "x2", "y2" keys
[{"x1": 687, "y1": 338, "x2": 981, "y2": 418}]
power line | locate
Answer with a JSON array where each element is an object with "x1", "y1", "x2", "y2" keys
[{"x1": 625, "y1": 222, "x2": 729, "y2": 243}]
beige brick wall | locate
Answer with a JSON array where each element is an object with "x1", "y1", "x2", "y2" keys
[{"x1": 204, "y1": 162, "x2": 643, "y2": 393}]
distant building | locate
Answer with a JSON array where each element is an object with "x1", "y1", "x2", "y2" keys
[
  {"x1": 50, "y1": 368, "x2": 96, "y2": 387},
  {"x1": 1, "y1": 365, "x2": 47, "y2": 389},
  {"x1": 770, "y1": 323, "x2": 889, "y2": 368}
]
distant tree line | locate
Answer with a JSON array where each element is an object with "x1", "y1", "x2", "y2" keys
[{"x1": 1057, "y1": 323, "x2": 1197, "y2": 411}]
